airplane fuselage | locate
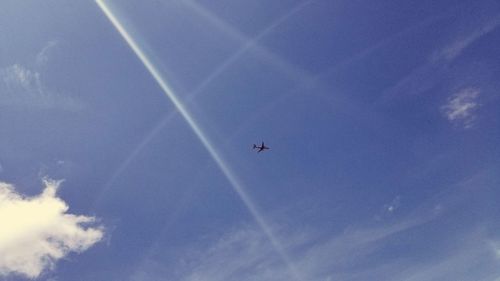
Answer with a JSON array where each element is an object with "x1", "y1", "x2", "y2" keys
[{"x1": 253, "y1": 142, "x2": 269, "y2": 152}]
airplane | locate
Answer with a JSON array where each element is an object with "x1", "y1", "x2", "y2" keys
[{"x1": 253, "y1": 141, "x2": 270, "y2": 152}]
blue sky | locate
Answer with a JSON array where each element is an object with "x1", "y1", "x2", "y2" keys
[{"x1": 1, "y1": 0, "x2": 500, "y2": 280}]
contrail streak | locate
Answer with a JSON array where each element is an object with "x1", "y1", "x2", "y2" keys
[
  {"x1": 95, "y1": 1, "x2": 302, "y2": 280},
  {"x1": 183, "y1": 0, "x2": 312, "y2": 84},
  {"x1": 94, "y1": 0, "x2": 314, "y2": 204},
  {"x1": 183, "y1": 0, "x2": 314, "y2": 99},
  {"x1": 92, "y1": 114, "x2": 174, "y2": 209}
]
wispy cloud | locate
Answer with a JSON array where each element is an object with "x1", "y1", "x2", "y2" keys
[
  {"x1": 0, "y1": 41, "x2": 83, "y2": 111},
  {"x1": 385, "y1": 196, "x2": 401, "y2": 213},
  {"x1": 131, "y1": 224, "x2": 311, "y2": 281},
  {"x1": 437, "y1": 15, "x2": 500, "y2": 61},
  {"x1": 375, "y1": 195, "x2": 402, "y2": 222},
  {"x1": 0, "y1": 179, "x2": 104, "y2": 279},
  {"x1": 131, "y1": 208, "x2": 439, "y2": 281},
  {"x1": 0, "y1": 63, "x2": 82, "y2": 111},
  {"x1": 441, "y1": 87, "x2": 480, "y2": 129},
  {"x1": 133, "y1": 216, "x2": 500, "y2": 281},
  {"x1": 2, "y1": 64, "x2": 42, "y2": 92},
  {"x1": 36, "y1": 40, "x2": 59, "y2": 67},
  {"x1": 388, "y1": 229, "x2": 500, "y2": 281},
  {"x1": 132, "y1": 167, "x2": 500, "y2": 281},
  {"x1": 384, "y1": 12, "x2": 500, "y2": 102}
]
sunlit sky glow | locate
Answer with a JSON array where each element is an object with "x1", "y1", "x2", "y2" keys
[{"x1": 1, "y1": 0, "x2": 500, "y2": 280}]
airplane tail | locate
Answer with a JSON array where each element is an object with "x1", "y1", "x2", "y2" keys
[{"x1": 253, "y1": 144, "x2": 257, "y2": 149}]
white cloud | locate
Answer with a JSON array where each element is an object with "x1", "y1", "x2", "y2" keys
[
  {"x1": 133, "y1": 217, "x2": 500, "y2": 281},
  {"x1": 438, "y1": 15, "x2": 500, "y2": 61},
  {"x1": 1, "y1": 40, "x2": 83, "y2": 112},
  {"x1": 131, "y1": 224, "x2": 311, "y2": 281},
  {"x1": 384, "y1": 14, "x2": 500, "y2": 101},
  {"x1": 2, "y1": 64, "x2": 42, "y2": 91},
  {"x1": 388, "y1": 229, "x2": 500, "y2": 281},
  {"x1": 130, "y1": 210, "x2": 436, "y2": 281},
  {"x1": 132, "y1": 171, "x2": 499, "y2": 281},
  {"x1": 441, "y1": 87, "x2": 480, "y2": 128},
  {"x1": 385, "y1": 196, "x2": 401, "y2": 213},
  {"x1": 0, "y1": 63, "x2": 82, "y2": 111},
  {"x1": 36, "y1": 40, "x2": 59, "y2": 67},
  {"x1": 130, "y1": 169, "x2": 500, "y2": 281},
  {"x1": 0, "y1": 179, "x2": 104, "y2": 279}
]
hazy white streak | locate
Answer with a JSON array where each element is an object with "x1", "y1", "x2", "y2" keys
[
  {"x1": 183, "y1": 0, "x2": 312, "y2": 83},
  {"x1": 95, "y1": 1, "x2": 302, "y2": 280},
  {"x1": 92, "y1": 114, "x2": 174, "y2": 209},
  {"x1": 184, "y1": 0, "x2": 313, "y2": 99},
  {"x1": 95, "y1": 0, "x2": 314, "y2": 200}
]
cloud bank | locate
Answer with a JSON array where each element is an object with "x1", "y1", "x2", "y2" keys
[{"x1": 0, "y1": 179, "x2": 103, "y2": 279}]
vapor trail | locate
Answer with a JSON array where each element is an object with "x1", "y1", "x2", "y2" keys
[
  {"x1": 183, "y1": 0, "x2": 314, "y2": 99},
  {"x1": 93, "y1": 0, "x2": 312, "y2": 210},
  {"x1": 92, "y1": 114, "x2": 174, "y2": 209},
  {"x1": 183, "y1": 0, "x2": 312, "y2": 84},
  {"x1": 95, "y1": 1, "x2": 302, "y2": 280}
]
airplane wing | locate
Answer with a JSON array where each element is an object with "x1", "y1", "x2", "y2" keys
[{"x1": 253, "y1": 141, "x2": 269, "y2": 152}]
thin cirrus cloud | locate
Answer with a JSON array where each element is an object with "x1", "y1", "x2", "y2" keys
[
  {"x1": 0, "y1": 63, "x2": 82, "y2": 112},
  {"x1": 131, "y1": 168, "x2": 500, "y2": 281},
  {"x1": 130, "y1": 207, "x2": 440, "y2": 281},
  {"x1": 131, "y1": 210, "x2": 500, "y2": 281},
  {"x1": 383, "y1": 13, "x2": 500, "y2": 101},
  {"x1": 0, "y1": 179, "x2": 104, "y2": 279},
  {"x1": 436, "y1": 15, "x2": 500, "y2": 61},
  {"x1": 441, "y1": 87, "x2": 480, "y2": 129},
  {"x1": 35, "y1": 40, "x2": 59, "y2": 67},
  {"x1": 131, "y1": 221, "x2": 424, "y2": 281},
  {"x1": 0, "y1": 42, "x2": 83, "y2": 112}
]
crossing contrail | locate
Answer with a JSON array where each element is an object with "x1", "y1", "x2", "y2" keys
[
  {"x1": 182, "y1": 0, "x2": 314, "y2": 98},
  {"x1": 94, "y1": 0, "x2": 314, "y2": 208},
  {"x1": 95, "y1": 1, "x2": 303, "y2": 280}
]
